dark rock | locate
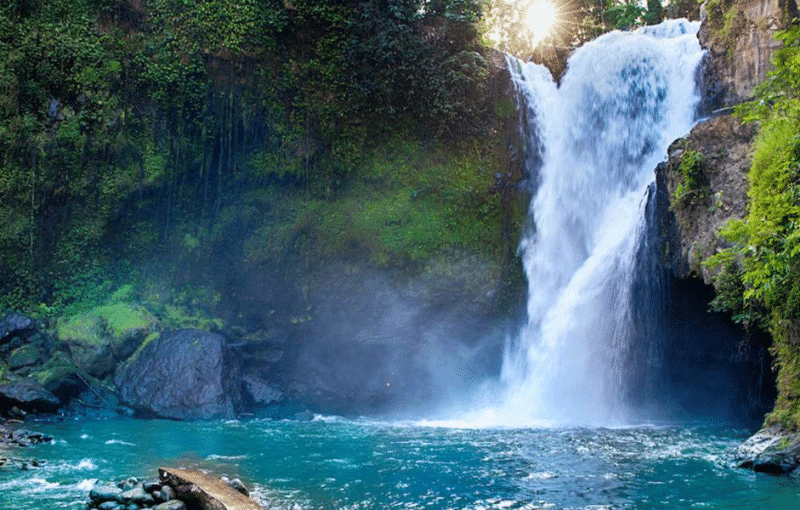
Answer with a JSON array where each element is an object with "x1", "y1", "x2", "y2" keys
[
  {"x1": 30, "y1": 351, "x2": 83, "y2": 401},
  {"x1": 10, "y1": 429, "x2": 53, "y2": 446},
  {"x1": 0, "y1": 313, "x2": 35, "y2": 344},
  {"x1": 143, "y1": 480, "x2": 162, "y2": 492},
  {"x1": 98, "y1": 502, "x2": 123, "y2": 510},
  {"x1": 115, "y1": 329, "x2": 240, "y2": 420},
  {"x1": 734, "y1": 427, "x2": 800, "y2": 474},
  {"x1": 0, "y1": 376, "x2": 60, "y2": 413}
]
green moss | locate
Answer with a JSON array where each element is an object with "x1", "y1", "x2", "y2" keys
[
  {"x1": 161, "y1": 304, "x2": 224, "y2": 331},
  {"x1": 108, "y1": 284, "x2": 134, "y2": 304},
  {"x1": 31, "y1": 351, "x2": 79, "y2": 389},
  {"x1": 96, "y1": 303, "x2": 157, "y2": 341},
  {"x1": 239, "y1": 136, "x2": 504, "y2": 270},
  {"x1": 57, "y1": 302, "x2": 158, "y2": 347},
  {"x1": 766, "y1": 338, "x2": 800, "y2": 430},
  {"x1": 57, "y1": 312, "x2": 105, "y2": 347}
]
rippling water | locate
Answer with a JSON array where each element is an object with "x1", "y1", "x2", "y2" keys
[{"x1": 1, "y1": 419, "x2": 798, "y2": 509}]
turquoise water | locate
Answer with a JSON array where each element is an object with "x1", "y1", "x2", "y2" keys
[{"x1": 1, "y1": 418, "x2": 798, "y2": 509}]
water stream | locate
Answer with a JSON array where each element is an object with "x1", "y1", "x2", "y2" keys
[{"x1": 487, "y1": 20, "x2": 706, "y2": 427}]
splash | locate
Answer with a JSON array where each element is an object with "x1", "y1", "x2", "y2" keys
[{"x1": 487, "y1": 20, "x2": 705, "y2": 427}]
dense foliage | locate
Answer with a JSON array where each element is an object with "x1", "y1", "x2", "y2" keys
[
  {"x1": 705, "y1": 21, "x2": 800, "y2": 429},
  {"x1": 0, "y1": 0, "x2": 513, "y2": 318}
]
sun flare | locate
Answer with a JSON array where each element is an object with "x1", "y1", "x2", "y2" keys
[{"x1": 525, "y1": 0, "x2": 558, "y2": 46}]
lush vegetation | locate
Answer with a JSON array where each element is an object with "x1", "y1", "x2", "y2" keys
[
  {"x1": 0, "y1": 0, "x2": 680, "y2": 326},
  {"x1": 0, "y1": 0, "x2": 514, "y2": 320},
  {"x1": 705, "y1": 21, "x2": 800, "y2": 429}
]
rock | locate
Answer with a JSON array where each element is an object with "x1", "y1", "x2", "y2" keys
[
  {"x1": 661, "y1": 116, "x2": 757, "y2": 281},
  {"x1": 90, "y1": 483, "x2": 124, "y2": 503},
  {"x1": 242, "y1": 376, "x2": 283, "y2": 406},
  {"x1": 120, "y1": 485, "x2": 154, "y2": 505},
  {"x1": 58, "y1": 303, "x2": 158, "y2": 378},
  {"x1": 158, "y1": 485, "x2": 177, "y2": 502},
  {"x1": 734, "y1": 427, "x2": 800, "y2": 474},
  {"x1": 143, "y1": 480, "x2": 162, "y2": 492},
  {"x1": 227, "y1": 478, "x2": 249, "y2": 497},
  {"x1": 9, "y1": 429, "x2": 54, "y2": 446},
  {"x1": 160, "y1": 467, "x2": 263, "y2": 510},
  {"x1": 29, "y1": 351, "x2": 82, "y2": 399},
  {"x1": 98, "y1": 501, "x2": 122, "y2": 510},
  {"x1": 0, "y1": 376, "x2": 60, "y2": 413},
  {"x1": 154, "y1": 500, "x2": 186, "y2": 510},
  {"x1": 115, "y1": 329, "x2": 240, "y2": 420},
  {"x1": 697, "y1": 0, "x2": 788, "y2": 110},
  {"x1": 0, "y1": 313, "x2": 35, "y2": 344},
  {"x1": 7, "y1": 344, "x2": 44, "y2": 371},
  {"x1": 120, "y1": 477, "x2": 139, "y2": 491}
]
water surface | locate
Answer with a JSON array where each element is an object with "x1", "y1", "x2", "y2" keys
[{"x1": 1, "y1": 418, "x2": 797, "y2": 509}]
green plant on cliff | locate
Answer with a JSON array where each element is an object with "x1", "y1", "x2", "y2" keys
[
  {"x1": 705, "y1": 21, "x2": 800, "y2": 429},
  {"x1": 672, "y1": 148, "x2": 708, "y2": 205}
]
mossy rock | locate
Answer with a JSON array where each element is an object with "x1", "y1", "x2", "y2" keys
[
  {"x1": 57, "y1": 303, "x2": 159, "y2": 378},
  {"x1": 7, "y1": 344, "x2": 43, "y2": 371},
  {"x1": 31, "y1": 351, "x2": 81, "y2": 393}
]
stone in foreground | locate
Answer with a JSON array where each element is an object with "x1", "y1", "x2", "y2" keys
[
  {"x1": 734, "y1": 427, "x2": 800, "y2": 474},
  {"x1": 159, "y1": 467, "x2": 263, "y2": 510}
]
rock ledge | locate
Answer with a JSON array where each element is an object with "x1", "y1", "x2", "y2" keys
[{"x1": 734, "y1": 427, "x2": 800, "y2": 474}]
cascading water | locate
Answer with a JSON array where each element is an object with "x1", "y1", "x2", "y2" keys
[{"x1": 486, "y1": 20, "x2": 706, "y2": 426}]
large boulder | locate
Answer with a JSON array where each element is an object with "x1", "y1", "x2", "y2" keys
[
  {"x1": 115, "y1": 329, "x2": 240, "y2": 420},
  {"x1": 734, "y1": 427, "x2": 800, "y2": 474},
  {"x1": 0, "y1": 375, "x2": 60, "y2": 413},
  {"x1": 57, "y1": 303, "x2": 158, "y2": 378}
]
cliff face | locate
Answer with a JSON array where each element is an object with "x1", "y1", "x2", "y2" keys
[
  {"x1": 698, "y1": 0, "x2": 793, "y2": 108},
  {"x1": 664, "y1": 0, "x2": 797, "y2": 281}
]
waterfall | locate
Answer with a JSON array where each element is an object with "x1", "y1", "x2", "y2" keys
[{"x1": 489, "y1": 20, "x2": 705, "y2": 426}]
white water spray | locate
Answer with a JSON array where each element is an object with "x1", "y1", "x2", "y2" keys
[{"x1": 477, "y1": 20, "x2": 705, "y2": 427}]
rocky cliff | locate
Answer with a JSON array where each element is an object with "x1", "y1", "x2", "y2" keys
[
  {"x1": 663, "y1": 0, "x2": 800, "y2": 472},
  {"x1": 665, "y1": 0, "x2": 796, "y2": 281}
]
